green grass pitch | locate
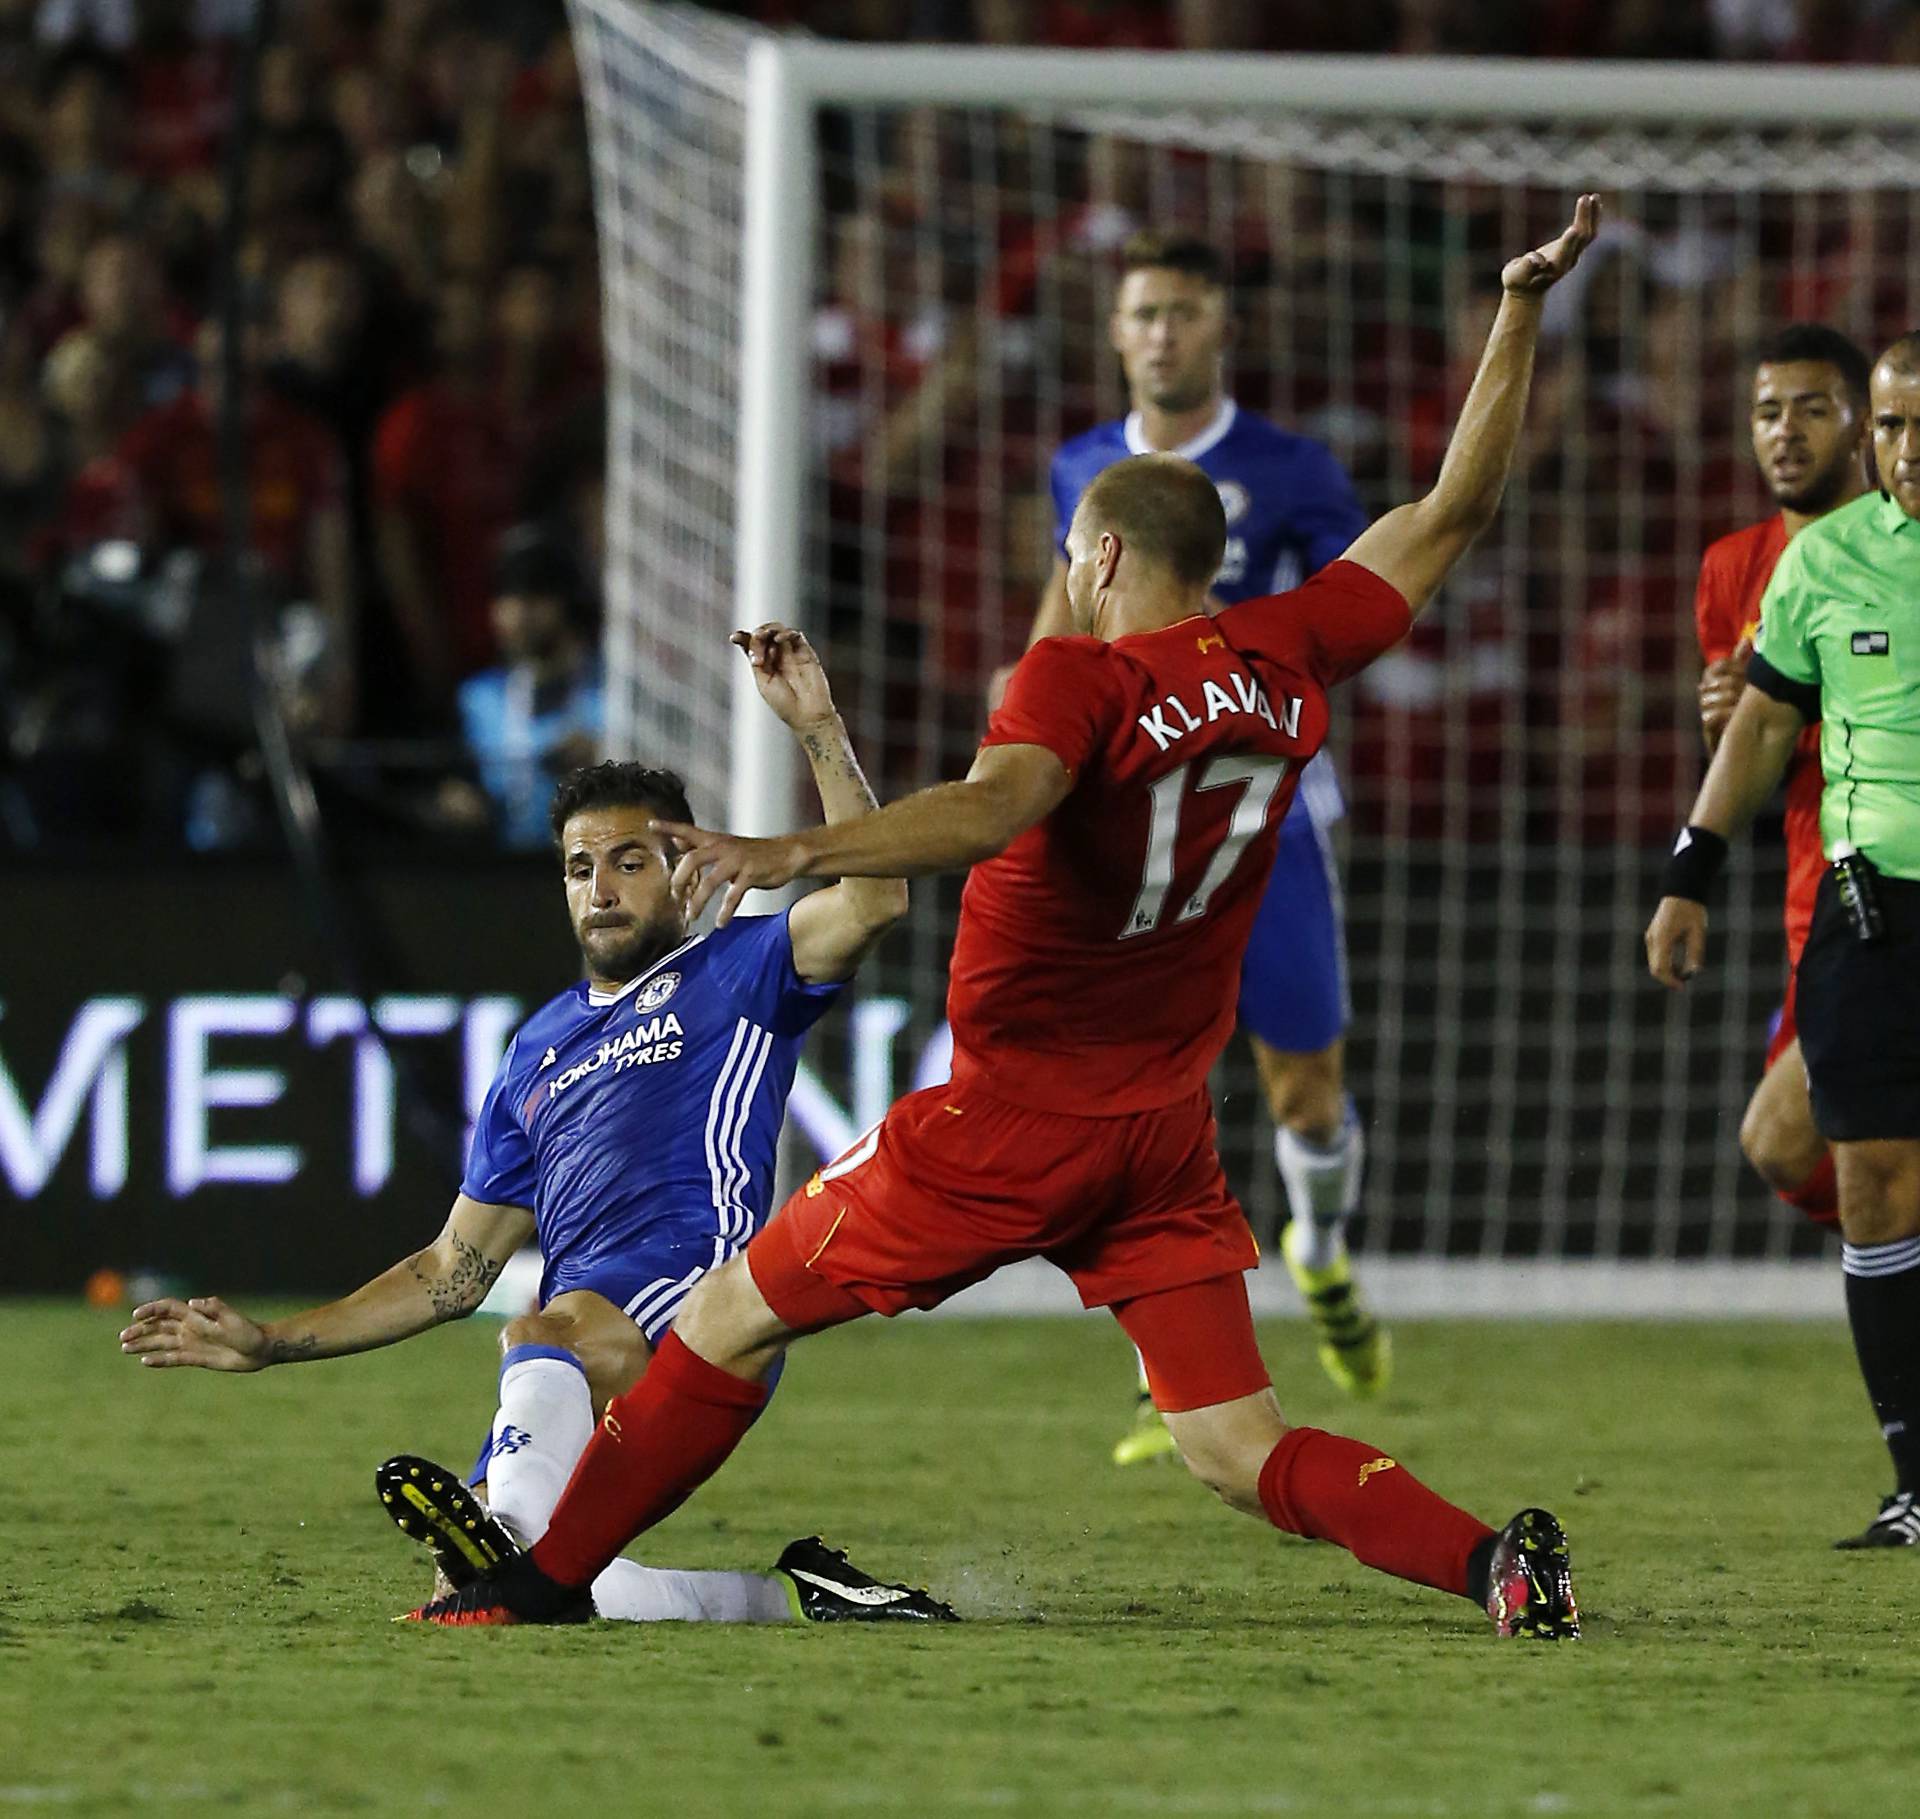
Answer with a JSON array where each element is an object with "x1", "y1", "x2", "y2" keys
[{"x1": 4, "y1": 1300, "x2": 1914, "y2": 1817}]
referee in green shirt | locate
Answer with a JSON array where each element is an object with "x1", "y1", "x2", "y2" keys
[{"x1": 1648, "y1": 332, "x2": 1920, "y2": 1550}]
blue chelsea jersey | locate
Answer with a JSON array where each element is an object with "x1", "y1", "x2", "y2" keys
[
  {"x1": 1050, "y1": 400, "x2": 1368, "y2": 821},
  {"x1": 461, "y1": 911, "x2": 840, "y2": 1289}
]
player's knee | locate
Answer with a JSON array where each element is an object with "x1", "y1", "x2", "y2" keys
[
  {"x1": 1259, "y1": 1047, "x2": 1344, "y2": 1141},
  {"x1": 1836, "y1": 1147, "x2": 1920, "y2": 1247},
  {"x1": 1838, "y1": 1197, "x2": 1920, "y2": 1247},
  {"x1": 1163, "y1": 1410, "x2": 1277, "y2": 1518},
  {"x1": 1738, "y1": 1097, "x2": 1821, "y2": 1196},
  {"x1": 1175, "y1": 1434, "x2": 1264, "y2": 1517},
  {"x1": 501, "y1": 1310, "x2": 573, "y2": 1355}
]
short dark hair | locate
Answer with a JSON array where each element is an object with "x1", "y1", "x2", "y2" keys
[
  {"x1": 548, "y1": 761, "x2": 692, "y2": 847},
  {"x1": 493, "y1": 523, "x2": 591, "y2": 616},
  {"x1": 1754, "y1": 324, "x2": 1872, "y2": 409},
  {"x1": 1119, "y1": 230, "x2": 1229, "y2": 292},
  {"x1": 1079, "y1": 453, "x2": 1227, "y2": 587}
]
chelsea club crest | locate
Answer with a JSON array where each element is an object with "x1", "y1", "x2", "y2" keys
[{"x1": 635, "y1": 972, "x2": 681, "y2": 1014}]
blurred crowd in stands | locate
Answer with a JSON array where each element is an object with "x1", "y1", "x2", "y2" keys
[
  {"x1": 0, "y1": 0, "x2": 604, "y2": 851},
  {"x1": 0, "y1": 0, "x2": 1912, "y2": 854},
  {"x1": 732, "y1": 0, "x2": 1920, "y2": 60}
]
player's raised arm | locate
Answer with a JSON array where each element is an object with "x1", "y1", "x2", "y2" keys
[
  {"x1": 728, "y1": 623, "x2": 908, "y2": 980},
  {"x1": 1344, "y1": 196, "x2": 1600, "y2": 618},
  {"x1": 117, "y1": 1195, "x2": 535, "y2": 1371}
]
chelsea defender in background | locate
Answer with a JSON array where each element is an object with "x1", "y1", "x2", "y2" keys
[
  {"x1": 123, "y1": 628, "x2": 952, "y2": 1623},
  {"x1": 1025, "y1": 231, "x2": 1388, "y2": 1458}
]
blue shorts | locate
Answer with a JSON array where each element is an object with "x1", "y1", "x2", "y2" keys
[
  {"x1": 540, "y1": 1228, "x2": 739, "y2": 1346},
  {"x1": 1235, "y1": 796, "x2": 1349, "y2": 1053}
]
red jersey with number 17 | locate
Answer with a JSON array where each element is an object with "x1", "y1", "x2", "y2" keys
[
  {"x1": 946, "y1": 559, "x2": 1411, "y2": 1115},
  {"x1": 1694, "y1": 515, "x2": 1824, "y2": 968}
]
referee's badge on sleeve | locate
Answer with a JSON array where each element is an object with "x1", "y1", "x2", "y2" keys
[{"x1": 1852, "y1": 630, "x2": 1891, "y2": 656}]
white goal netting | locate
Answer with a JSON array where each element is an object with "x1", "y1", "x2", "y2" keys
[{"x1": 570, "y1": 2, "x2": 1920, "y2": 1266}]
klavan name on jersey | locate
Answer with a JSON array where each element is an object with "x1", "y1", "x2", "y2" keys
[
  {"x1": 548, "y1": 1013, "x2": 686, "y2": 1098},
  {"x1": 1136, "y1": 672, "x2": 1301, "y2": 753}
]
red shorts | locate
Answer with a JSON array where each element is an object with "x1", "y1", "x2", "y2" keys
[{"x1": 758, "y1": 1078, "x2": 1257, "y2": 1318}]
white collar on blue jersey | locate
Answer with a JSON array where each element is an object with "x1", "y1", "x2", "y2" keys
[
  {"x1": 1123, "y1": 397, "x2": 1237, "y2": 462},
  {"x1": 584, "y1": 932, "x2": 706, "y2": 1007}
]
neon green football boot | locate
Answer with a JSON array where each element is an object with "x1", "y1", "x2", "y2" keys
[
  {"x1": 1281, "y1": 1218, "x2": 1391, "y2": 1399},
  {"x1": 1111, "y1": 1351, "x2": 1179, "y2": 1466}
]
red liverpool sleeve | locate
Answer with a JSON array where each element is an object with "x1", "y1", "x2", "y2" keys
[
  {"x1": 981, "y1": 636, "x2": 1118, "y2": 777},
  {"x1": 1219, "y1": 559, "x2": 1412, "y2": 687}
]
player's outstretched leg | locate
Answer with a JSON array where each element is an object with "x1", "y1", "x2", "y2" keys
[
  {"x1": 773, "y1": 1538, "x2": 959, "y2": 1622},
  {"x1": 1117, "y1": 1275, "x2": 1576, "y2": 1637},
  {"x1": 407, "y1": 1243, "x2": 868, "y2": 1628},
  {"x1": 382, "y1": 1454, "x2": 953, "y2": 1625},
  {"x1": 1111, "y1": 1345, "x2": 1179, "y2": 1467}
]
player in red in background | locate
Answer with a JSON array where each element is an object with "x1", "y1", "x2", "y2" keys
[
  {"x1": 401, "y1": 198, "x2": 1601, "y2": 1639},
  {"x1": 1695, "y1": 326, "x2": 1871, "y2": 1227}
]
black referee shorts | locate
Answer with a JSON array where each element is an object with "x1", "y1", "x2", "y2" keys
[{"x1": 1797, "y1": 867, "x2": 1920, "y2": 1142}]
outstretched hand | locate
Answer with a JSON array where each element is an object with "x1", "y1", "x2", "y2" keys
[
  {"x1": 1502, "y1": 194, "x2": 1601, "y2": 295},
  {"x1": 652, "y1": 819, "x2": 809, "y2": 926},
  {"x1": 119, "y1": 1296, "x2": 272, "y2": 1371}
]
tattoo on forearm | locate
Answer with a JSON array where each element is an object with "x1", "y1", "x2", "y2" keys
[
  {"x1": 412, "y1": 1233, "x2": 505, "y2": 1320},
  {"x1": 801, "y1": 724, "x2": 879, "y2": 814},
  {"x1": 267, "y1": 1334, "x2": 320, "y2": 1365}
]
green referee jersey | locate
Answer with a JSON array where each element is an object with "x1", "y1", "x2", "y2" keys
[{"x1": 1752, "y1": 490, "x2": 1920, "y2": 882}]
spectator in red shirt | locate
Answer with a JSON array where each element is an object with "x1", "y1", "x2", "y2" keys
[{"x1": 372, "y1": 279, "x2": 520, "y2": 711}]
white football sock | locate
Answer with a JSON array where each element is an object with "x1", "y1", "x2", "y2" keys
[
  {"x1": 485, "y1": 1345, "x2": 595, "y2": 1548},
  {"x1": 590, "y1": 1557, "x2": 792, "y2": 1623},
  {"x1": 1133, "y1": 1345, "x2": 1151, "y2": 1399},
  {"x1": 1276, "y1": 1098, "x2": 1364, "y2": 1274},
  {"x1": 486, "y1": 1342, "x2": 791, "y2": 1624}
]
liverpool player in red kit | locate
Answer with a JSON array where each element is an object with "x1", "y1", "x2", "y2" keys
[
  {"x1": 404, "y1": 198, "x2": 1600, "y2": 1638},
  {"x1": 1695, "y1": 326, "x2": 1870, "y2": 1226}
]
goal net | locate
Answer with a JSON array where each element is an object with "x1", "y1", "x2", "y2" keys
[{"x1": 569, "y1": 3, "x2": 1920, "y2": 1285}]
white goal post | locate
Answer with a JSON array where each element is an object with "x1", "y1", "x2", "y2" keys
[{"x1": 568, "y1": 1, "x2": 1920, "y2": 1311}]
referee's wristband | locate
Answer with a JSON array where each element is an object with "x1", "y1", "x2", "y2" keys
[{"x1": 1660, "y1": 825, "x2": 1729, "y2": 903}]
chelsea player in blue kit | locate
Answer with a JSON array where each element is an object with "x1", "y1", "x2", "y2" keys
[
  {"x1": 1026, "y1": 232, "x2": 1390, "y2": 1458},
  {"x1": 121, "y1": 626, "x2": 954, "y2": 1623}
]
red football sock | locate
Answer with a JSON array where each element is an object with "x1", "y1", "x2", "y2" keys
[
  {"x1": 530, "y1": 1329, "x2": 768, "y2": 1588},
  {"x1": 1781, "y1": 1152, "x2": 1839, "y2": 1225},
  {"x1": 1258, "y1": 1426, "x2": 1494, "y2": 1598}
]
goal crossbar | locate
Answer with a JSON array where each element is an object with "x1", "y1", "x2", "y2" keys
[{"x1": 764, "y1": 43, "x2": 1920, "y2": 123}]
